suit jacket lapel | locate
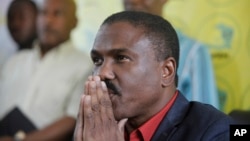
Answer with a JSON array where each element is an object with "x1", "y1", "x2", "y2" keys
[{"x1": 151, "y1": 92, "x2": 190, "y2": 141}]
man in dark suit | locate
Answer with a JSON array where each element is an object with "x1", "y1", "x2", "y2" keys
[{"x1": 74, "y1": 11, "x2": 234, "y2": 141}]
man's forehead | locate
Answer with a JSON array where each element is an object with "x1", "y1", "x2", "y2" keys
[
  {"x1": 97, "y1": 22, "x2": 148, "y2": 42},
  {"x1": 94, "y1": 22, "x2": 151, "y2": 47},
  {"x1": 92, "y1": 37, "x2": 132, "y2": 54},
  {"x1": 38, "y1": 0, "x2": 73, "y2": 9},
  {"x1": 92, "y1": 37, "x2": 153, "y2": 60},
  {"x1": 100, "y1": 21, "x2": 147, "y2": 33}
]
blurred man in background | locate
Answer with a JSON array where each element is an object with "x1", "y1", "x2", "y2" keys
[
  {"x1": 0, "y1": 0, "x2": 37, "y2": 71},
  {"x1": 7, "y1": 0, "x2": 37, "y2": 50},
  {"x1": 0, "y1": 0, "x2": 92, "y2": 140}
]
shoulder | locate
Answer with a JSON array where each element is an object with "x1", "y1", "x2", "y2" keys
[
  {"x1": 54, "y1": 43, "x2": 93, "y2": 77},
  {"x1": 1, "y1": 49, "x2": 35, "y2": 70},
  {"x1": 172, "y1": 93, "x2": 231, "y2": 123},
  {"x1": 10, "y1": 49, "x2": 34, "y2": 60},
  {"x1": 184, "y1": 101, "x2": 233, "y2": 140},
  {"x1": 63, "y1": 47, "x2": 93, "y2": 70},
  {"x1": 168, "y1": 93, "x2": 234, "y2": 140},
  {"x1": 188, "y1": 101, "x2": 233, "y2": 124},
  {"x1": 59, "y1": 41, "x2": 91, "y2": 62}
]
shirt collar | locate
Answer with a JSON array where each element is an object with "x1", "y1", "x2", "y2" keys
[
  {"x1": 126, "y1": 91, "x2": 178, "y2": 141},
  {"x1": 33, "y1": 40, "x2": 73, "y2": 59}
]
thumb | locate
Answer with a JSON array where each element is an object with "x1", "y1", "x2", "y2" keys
[{"x1": 118, "y1": 118, "x2": 128, "y2": 133}]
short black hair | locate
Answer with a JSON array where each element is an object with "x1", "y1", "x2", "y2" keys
[
  {"x1": 7, "y1": 0, "x2": 38, "y2": 17},
  {"x1": 101, "y1": 11, "x2": 179, "y2": 86}
]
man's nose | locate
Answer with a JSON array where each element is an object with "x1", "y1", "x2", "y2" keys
[{"x1": 94, "y1": 61, "x2": 115, "y2": 81}]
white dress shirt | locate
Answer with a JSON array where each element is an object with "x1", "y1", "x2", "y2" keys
[{"x1": 0, "y1": 40, "x2": 92, "y2": 128}]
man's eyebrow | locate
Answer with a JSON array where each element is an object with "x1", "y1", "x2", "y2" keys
[
  {"x1": 90, "y1": 49, "x2": 99, "y2": 56},
  {"x1": 91, "y1": 48, "x2": 130, "y2": 56}
]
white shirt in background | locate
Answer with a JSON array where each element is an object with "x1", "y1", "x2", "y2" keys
[{"x1": 0, "y1": 40, "x2": 92, "y2": 128}]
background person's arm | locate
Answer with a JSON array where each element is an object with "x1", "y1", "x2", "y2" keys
[{"x1": 24, "y1": 116, "x2": 75, "y2": 141}]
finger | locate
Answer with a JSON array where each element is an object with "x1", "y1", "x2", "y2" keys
[
  {"x1": 100, "y1": 81, "x2": 114, "y2": 119},
  {"x1": 96, "y1": 80, "x2": 106, "y2": 121},
  {"x1": 93, "y1": 76, "x2": 102, "y2": 107},
  {"x1": 90, "y1": 81, "x2": 99, "y2": 113},
  {"x1": 74, "y1": 95, "x2": 85, "y2": 141},
  {"x1": 84, "y1": 81, "x2": 89, "y2": 95},
  {"x1": 83, "y1": 95, "x2": 94, "y2": 137},
  {"x1": 89, "y1": 81, "x2": 101, "y2": 130}
]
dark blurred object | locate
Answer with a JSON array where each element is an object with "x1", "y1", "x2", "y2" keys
[
  {"x1": 229, "y1": 110, "x2": 250, "y2": 124},
  {"x1": 0, "y1": 107, "x2": 36, "y2": 137}
]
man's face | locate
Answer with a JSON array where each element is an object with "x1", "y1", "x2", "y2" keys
[
  {"x1": 37, "y1": 0, "x2": 76, "y2": 48},
  {"x1": 91, "y1": 22, "x2": 165, "y2": 121},
  {"x1": 123, "y1": 0, "x2": 166, "y2": 16},
  {"x1": 7, "y1": 2, "x2": 37, "y2": 47}
]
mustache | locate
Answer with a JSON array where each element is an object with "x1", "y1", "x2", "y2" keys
[{"x1": 104, "y1": 80, "x2": 120, "y2": 96}]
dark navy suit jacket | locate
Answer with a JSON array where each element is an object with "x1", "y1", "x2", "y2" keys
[{"x1": 151, "y1": 92, "x2": 234, "y2": 141}]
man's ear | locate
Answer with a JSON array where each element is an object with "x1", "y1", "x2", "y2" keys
[{"x1": 161, "y1": 57, "x2": 176, "y2": 87}]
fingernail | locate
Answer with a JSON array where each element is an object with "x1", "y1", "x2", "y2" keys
[
  {"x1": 101, "y1": 81, "x2": 107, "y2": 90},
  {"x1": 94, "y1": 75, "x2": 100, "y2": 81}
]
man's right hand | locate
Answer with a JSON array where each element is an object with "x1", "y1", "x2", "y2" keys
[{"x1": 74, "y1": 76, "x2": 127, "y2": 141}]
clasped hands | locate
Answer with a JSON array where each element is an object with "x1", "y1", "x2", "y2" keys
[{"x1": 74, "y1": 76, "x2": 127, "y2": 141}]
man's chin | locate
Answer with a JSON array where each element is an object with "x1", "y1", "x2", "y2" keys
[
  {"x1": 40, "y1": 40, "x2": 61, "y2": 48},
  {"x1": 113, "y1": 110, "x2": 127, "y2": 121},
  {"x1": 114, "y1": 115, "x2": 123, "y2": 121}
]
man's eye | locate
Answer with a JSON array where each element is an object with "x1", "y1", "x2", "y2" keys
[
  {"x1": 116, "y1": 55, "x2": 129, "y2": 62},
  {"x1": 92, "y1": 58, "x2": 103, "y2": 66}
]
